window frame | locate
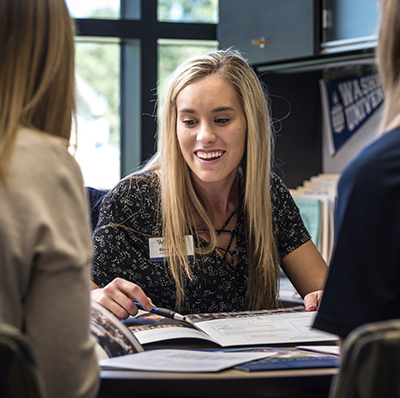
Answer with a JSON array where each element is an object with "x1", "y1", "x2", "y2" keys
[{"x1": 74, "y1": 0, "x2": 217, "y2": 177}]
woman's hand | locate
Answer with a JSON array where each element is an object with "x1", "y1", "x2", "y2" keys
[
  {"x1": 303, "y1": 290, "x2": 324, "y2": 311},
  {"x1": 91, "y1": 278, "x2": 154, "y2": 319}
]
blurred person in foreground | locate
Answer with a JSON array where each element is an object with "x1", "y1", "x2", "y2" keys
[
  {"x1": 0, "y1": 0, "x2": 99, "y2": 396},
  {"x1": 314, "y1": 0, "x2": 400, "y2": 350}
]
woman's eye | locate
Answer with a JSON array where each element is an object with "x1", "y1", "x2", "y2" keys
[
  {"x1": 215, "y1": 118, "x2": 229, "y2": 124},
  {"x1": 182, "y1": 119, "x2": 197, "y2": 126}
]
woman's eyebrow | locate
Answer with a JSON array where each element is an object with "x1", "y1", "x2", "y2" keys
[
  {"x1": 178, "y1": 108, "x2": 196, "y2": 114},
  {"x1": 178, "y1": 106, "x2": 235, "y2": 114},
  {"x1": 212, "y1": 106, "x2": 235, "y2": 113}
]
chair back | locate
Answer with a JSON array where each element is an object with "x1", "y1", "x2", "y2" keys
[
  {"x1": 86, "y1": 187, "x2": 109, "y2": 231},
  {"x1": 0, "y1": 324, "x2": 46, "y2": 398},
  {"x1": 330, "y1": 319, "x2": 400, "y2": 398}
]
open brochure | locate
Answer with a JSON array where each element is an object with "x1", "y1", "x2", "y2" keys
[
  {"x1": 123, "y1": 306, "x2": 338, "y2": 347},
  {"x1": 90, "y1": 300, "x2": 278, "y2": 372},
  {"x1": 90, "y1": 299, "x2": 144, "y2": 360},
  {"x1": 91, "y1": 301, "x2": 338, "y2": 372}
]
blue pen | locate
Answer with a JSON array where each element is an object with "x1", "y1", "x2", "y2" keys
[{"x1": 134, "y1": 301, "x2": 186, "y2": 321}]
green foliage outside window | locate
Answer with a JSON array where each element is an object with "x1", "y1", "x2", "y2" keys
[
  {"x1": 157, "y1": 41, "x2": 219, "y2": 122},
  {"x1": 158, "y1": 0, "x2": 219, "y2": 23},
  {"x1": 75, "y1": 41, "x2": 120, "y2": 147}
]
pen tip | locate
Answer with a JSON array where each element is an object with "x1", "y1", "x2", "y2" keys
[{"x1": 174, "y1": 313, "x2": 186, "y2": 322}]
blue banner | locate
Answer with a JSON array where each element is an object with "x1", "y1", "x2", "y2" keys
[{"x1": 326, "y1": 70, "x2": 384, "y2": 152}]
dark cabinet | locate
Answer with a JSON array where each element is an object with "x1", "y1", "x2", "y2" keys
[
  {"x1": 218, "y1": 0, "x2": 380, "y2": 64},
  {"x1": 217, "y1": 1, "x2": 380, "y2": 188},
  {"x1": 323, "y1": 0, "x2": 380, "y2": 44},
  {"x1": 218, "y1": 0, "x2": 318, "y2": 64}
]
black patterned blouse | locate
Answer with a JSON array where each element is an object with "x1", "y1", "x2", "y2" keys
[{"x1": 91, "y1": 170, "x2": 310, "y2": 314}]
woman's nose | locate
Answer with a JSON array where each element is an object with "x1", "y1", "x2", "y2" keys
[{"x1": 196, "y1": 122, "x2": 216, "y2": 143}]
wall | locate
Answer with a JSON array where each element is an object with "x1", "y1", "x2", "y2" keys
[
  {"x1": 260, "y1": 71, "x2": 323, "y2": 189},
  {"x1": 260, "y1": 62, "x2": 383, "y2": 187}
]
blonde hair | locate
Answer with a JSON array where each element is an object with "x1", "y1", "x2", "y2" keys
[
  {"x1": 377, "y1": 0, "x2": 400, "y2": 131},
  {"x1": 0, "y1": 0, "x2": 75, "y2": 184},
  {"x1": 144, "y1": 49, "x2": 280, "y2": 310}
]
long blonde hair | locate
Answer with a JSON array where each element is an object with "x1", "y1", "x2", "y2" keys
[
  {"x1": 144, "y1": 49, "x2": 280, "y2": 310},
  {"x1": 0, "y1": 0, "x2": 75, "y2": 184},
  {"x1": 377, "y1": 0, "x2": 400, "y2": 131}
]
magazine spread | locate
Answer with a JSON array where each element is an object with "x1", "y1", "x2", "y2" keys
[
  {"x1": 90, "y1": 299, "x2": 144, "y2": 359},
  {"x1": 91, "y1": 301, "x2": 339, "y2": 372},
  {"x1": 123, "y1": 306, "x2": 338, "y2": 347}
]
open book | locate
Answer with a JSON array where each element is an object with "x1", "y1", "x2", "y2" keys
[
  {"x1": 90, "y1": 301, "x2": 277, "y2": 372},
  {"x1": 91, "y1": 301, "x2": 338, "y2": 372},
  {"x1": 90, "y1": 299, "x2": 144, "y2": 360},
  {"x1": 123, "y1": 305, "x2": 338, "y2": 348}
]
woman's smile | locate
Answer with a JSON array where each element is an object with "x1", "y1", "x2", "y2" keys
[{"x1": 195, "y1": 150, "x2": 225, "y2": 161}]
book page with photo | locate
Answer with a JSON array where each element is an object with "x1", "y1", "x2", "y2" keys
[{"x1": 90, "y1": 299, "x2": 144, "y2": 360}]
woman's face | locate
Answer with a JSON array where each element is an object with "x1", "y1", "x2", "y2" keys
[{"x1": 176, "y1": 74, "x2": 247, "y2": 189}]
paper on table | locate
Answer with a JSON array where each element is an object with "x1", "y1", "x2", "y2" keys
[
  {"x1": 99, "y1": 349, "x2": 277, "y2": 372},
  {"x1": 133, "y1": 324, "x2": 217, "y2": 345},
  {"x1": 194, "y1": 311, "x2": 338, "y2": 346},
  {"x1": 296, "y1": 345, "x2": 340, "y2": 356},
  {"x1": 127, "y1": 309, "x2": 338, "y2": 347}
]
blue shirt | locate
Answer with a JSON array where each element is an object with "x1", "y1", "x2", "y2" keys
[{"x1": 314, "y1": 127, "x2": 400, "y2": 338}]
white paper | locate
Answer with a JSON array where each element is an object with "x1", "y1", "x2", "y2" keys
[
  {"x1": 99, "y1": 349, "x2": 277, "y2": 372},
  {"x1": 134, "y1": 325, "x2": 216, "y2": 345},
  {"x1": 194, "y1": 311, "x2": 338, "y2": 346},
  {"x1": 296, "y1": 345, "x2": 340, "y2": 356}
]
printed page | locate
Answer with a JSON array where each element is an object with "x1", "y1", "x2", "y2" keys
[
  {"x1": 90, "y1": 299, "x2": 144, "y2": 359},
  {"x1": 124, "y1": 312, "x2": 218, "y2": 345},
  {"x1": 296, "y1": 345, "x2": 340, "y2": 356},
  {"x1": 99, "y1": 349, "x2": 277, "y2": 372},
  {"x1": 188, "y1": 311, "x2": 338, "y2": 347},
  {"x1": 129, "y1": 323, "x2": 217, "y2": 345}
]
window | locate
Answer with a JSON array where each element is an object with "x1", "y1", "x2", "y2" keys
[
  {"x1": 66, "y1": 0, "x2": 120, "y2": 19},
  {"x1": 157, "y1": 39, "x2": 218, "y2": 120},
  {"x1": 70, "y1": 0, "x2": 218, "y2": 188},
  {"x1": 158, "y1": 0, "x2": 218, "y2": 23},
  {"x1": 72, "y1": 38, "x2": 121, "y2": 190}
]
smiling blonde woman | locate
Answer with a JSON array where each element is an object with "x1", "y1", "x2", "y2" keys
[{"x1": 91, "y1": 49, "x2": 328, "y2": 318}]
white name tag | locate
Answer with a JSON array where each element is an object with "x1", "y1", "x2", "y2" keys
[{"x1": 149, "y1": 235, "x2": 194, "y2": 262}]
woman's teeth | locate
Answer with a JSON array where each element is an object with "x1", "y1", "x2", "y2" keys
[{"x1": 196, "y1": 151, "x2": 223, "y2": 160}]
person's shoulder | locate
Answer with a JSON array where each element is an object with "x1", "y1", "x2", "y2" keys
[
  {"x1": 14, "y1": 127, "x2": 82, "y2": 184},
  {"x1": 118, "y1": 170, "x2": 159, "y2": 189},
  {"x1": 17, "y1": 127, "x2": 71, "y2": 160},
  {"x1": 269, "y1": 172, "x2": 288, "y2": 192},
  {"x1": 269, "y1": 171, "x2": 283, "y2": 184},
  {"x1": 9, "y1": 128, "x2": 87, "y2": 224},
  {"x1": 341, "y1": 128, "x2": 400, "y2": 191},
  {"x1": 353, "y1": 128, "x2": 400, "y2": 168},
  {"x1": 109, "y1": 170, "x2": 160, "y2": 200}
]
